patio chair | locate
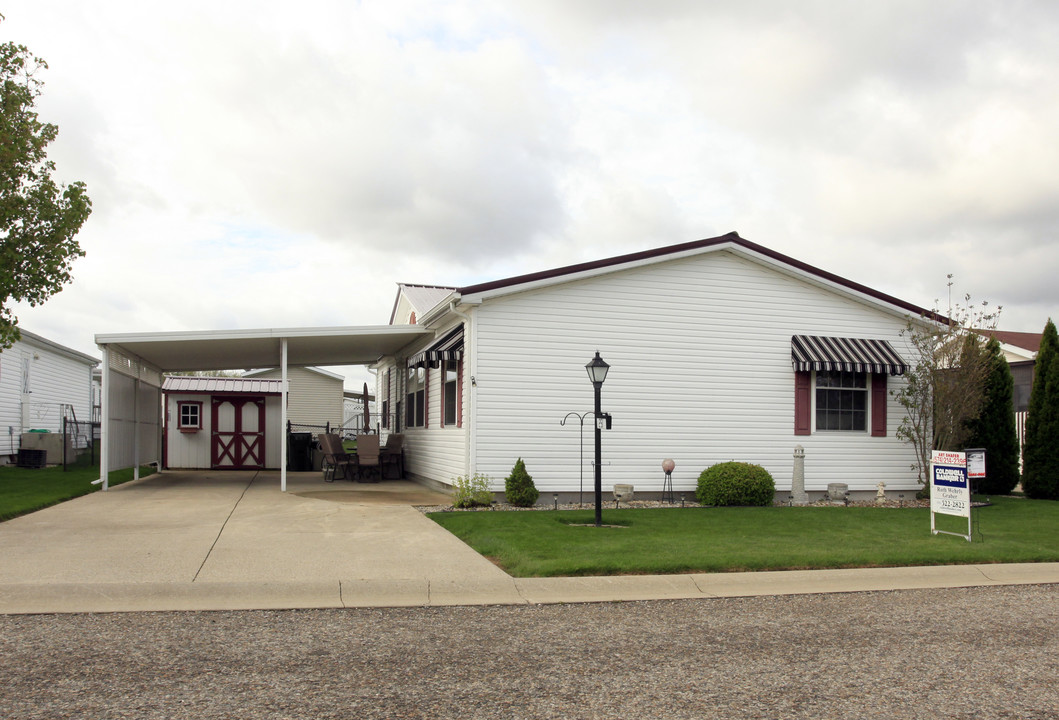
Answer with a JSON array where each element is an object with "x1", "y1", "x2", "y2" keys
[
  {"x1": 354, "y1": 433, "x2": 381, "y2": 482},
  {"x1": 380, "y1": 433, "x2": 405, "y2": 479},
  {"x1": 319, "y1": 433, "x2": 354, "y2": 482}
]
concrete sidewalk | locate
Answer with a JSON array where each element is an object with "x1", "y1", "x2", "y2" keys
[{"x1": 1, "y1": 470, "x2": 1057, "y2": 614}]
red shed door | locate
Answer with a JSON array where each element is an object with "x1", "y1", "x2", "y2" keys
[{"x1": 211, "y1": 396, "x2": 266, "y2": 470}]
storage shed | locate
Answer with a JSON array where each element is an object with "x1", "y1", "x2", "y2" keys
[{"x1": 163, "y1": 376, "x2": 284, "y2": 470}]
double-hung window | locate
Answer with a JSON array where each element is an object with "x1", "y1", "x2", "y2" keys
[
  {"x1": 405, "y1": 366, "x2": 426, "y2": 428},
  {"x1": 815, "y1": 371, "x2": 867, "y2": 431},
  {"x1": 442, "y1": 359, "x2": 460, "y2": 427}
]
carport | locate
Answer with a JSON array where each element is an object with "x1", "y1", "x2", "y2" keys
[{"x1": 94, "y1": 325, "x2": 430, "y2": 491}]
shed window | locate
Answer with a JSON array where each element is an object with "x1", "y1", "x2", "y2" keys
[
  {"x1": 815, "y1": 371, "x2": 867, "y2": 431},
  {"x1": 178, "y1": 401, "x2": 202, "y2": 431}
]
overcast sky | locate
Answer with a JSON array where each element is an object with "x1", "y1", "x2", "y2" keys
[{"x1": 3, "y1": 1, "x2": 1057, "y2": 388}]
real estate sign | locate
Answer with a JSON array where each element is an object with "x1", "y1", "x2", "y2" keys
[{"x1": 930, "y1": 450, "x2": 972, "y2": 541}]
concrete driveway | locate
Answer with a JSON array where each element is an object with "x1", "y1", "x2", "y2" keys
[
  {"x1": 0, "y1": 470, "x2": 523, "y2": 612},
  {"x1": 2, "y1": 470, "x2": 1057, "y2": 614}
]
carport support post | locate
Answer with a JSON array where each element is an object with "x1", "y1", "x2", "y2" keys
[
  {"x1": 280, "y1": 338, "x2": 288, "y2": 492},
  {"x1": 99, "y1": 346, "x2": 110, "y2": 491}
]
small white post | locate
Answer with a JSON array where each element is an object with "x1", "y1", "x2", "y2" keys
[{"x1": 791, "y1": 445, "x2": 809, "y2": 505}]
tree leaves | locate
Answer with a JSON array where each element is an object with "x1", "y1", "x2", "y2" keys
[{"x1": 0, "y1": 31, "x2": 92, "y2": 348}]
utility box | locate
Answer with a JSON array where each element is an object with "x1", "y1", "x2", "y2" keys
[
  {"x1": 19, "y1": 433, "x2": 72, "y2": 464},
  {"x1": 17, "y1": 448, "x2": 47, "y2": 469}
]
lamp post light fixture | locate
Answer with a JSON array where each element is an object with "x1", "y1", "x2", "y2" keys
[{"x1": 585, "y1": 351, "x2": 610, "y2": 527}]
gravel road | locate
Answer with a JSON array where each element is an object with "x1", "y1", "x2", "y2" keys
[{"x1": 2, "y1": 584, "x2": 1057, "y2": 719}]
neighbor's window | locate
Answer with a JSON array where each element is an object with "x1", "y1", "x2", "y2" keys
[
  {"x1": 443, "y1": 359, "x2": 459, "y2": 426},
  {"x1": 178, "y1": 401, "x2": 202, "y2": 431},
  {"x1": 815, "y1": 371, "x2": 867, "y2": 431}
]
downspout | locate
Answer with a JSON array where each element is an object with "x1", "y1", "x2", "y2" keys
[{"x1": 448, "y1": 300, "x2": 474, "y2": 479}]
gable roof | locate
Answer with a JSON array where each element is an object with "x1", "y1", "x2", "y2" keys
[
  {"x1": 388, "y1": 284, "x2": 457, "y2": 325},
  {"x1": 243, "y1": 366, "x2": 345, "y2": 382},
  {"x1": 454, "y1": 232, "x2": 940, "y2": 321},
  {"x1": 978, "y1": 330, "x2": 1042, "y2": 355}
]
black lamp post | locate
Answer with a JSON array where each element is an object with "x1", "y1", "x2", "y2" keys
[{"x1": 585, "y1": 351, "x2": 610, "y2": 527}]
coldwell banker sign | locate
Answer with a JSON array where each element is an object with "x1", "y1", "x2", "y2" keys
[{"x1": 930, "y1": 450, "x2": 972, "y2": 541}]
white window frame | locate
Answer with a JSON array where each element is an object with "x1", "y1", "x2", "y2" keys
[{"x1": 813, "y1": 370, "x2": 869, "y2": 433}]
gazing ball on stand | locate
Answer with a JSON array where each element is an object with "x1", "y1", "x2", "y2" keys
[{"x1": 662, "y1": 458, "x2": 675, "y2": 474}]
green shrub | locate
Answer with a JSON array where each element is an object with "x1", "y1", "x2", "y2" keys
[
  {"x1": 505, "y1": 458, "x2": 540, "y2": 507},
  {"x1": 696, "y1": 461, "x2": 776, "y2": 506},
  {"x1": 451, "y1": 473, "x2": 493, "y2": 509}
]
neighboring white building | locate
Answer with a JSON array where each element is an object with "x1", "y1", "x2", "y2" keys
[
  {"x1": 372, "y1": 233, "x2": 933, "y2": 498},
  {"x1": 162, "y1": 376, "x2": 284, "y2": 470},
  {"x1": 243, "y1": 366, "x2": 344, "y2": 431},
  {"x1": 0, "y1": 329, "x2": 98, "y2": 463}
]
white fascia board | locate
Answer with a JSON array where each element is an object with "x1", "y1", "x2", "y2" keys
[
  {"x1": 244, "y1": 365, "x2": 345, "y2": 381},
  {"x1": 998, "y1": 342, "x2": 1036, "y2": 361},
  {"x1": 458, "y1": 242, "x2": 743, "y2": 305},
  {"x1": 18, "y1": 329, "x2": 100, "y2": 366},
  {"x1": 735, "y1": 251, "x2": 924, "y2": 323},
  {"x1": 95, "y1": 325, "x2": 428, "y2": 345}
]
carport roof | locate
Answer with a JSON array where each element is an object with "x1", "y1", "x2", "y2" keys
[{"x1": 95, "y1": 325, "x2": 431, "y2": 372}]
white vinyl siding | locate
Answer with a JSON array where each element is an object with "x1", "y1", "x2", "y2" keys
[
  {"x1": 468, "y1": 249, "x2": 916, "y2": 495},
  {"x1": 0, "y1": 335, "x2": 96, "y2": 456},
  {"x1": 378, "y1": 323, "x2": 469, "y2": 486},
  {"x1": 246, "y1": 367, "x2": 343, "y2": 429}
]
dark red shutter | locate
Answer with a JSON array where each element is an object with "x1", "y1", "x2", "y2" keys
[
  {"x1": 871, "y1": 373, "x2": 887, "y2": 437},
  {"x1": 794, "y1": 371, "x2": 811, "y2": 436}
]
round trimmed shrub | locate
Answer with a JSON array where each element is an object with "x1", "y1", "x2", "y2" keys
[{"x1": 696, "y1": 462, "x2": 776, "y2": 506}]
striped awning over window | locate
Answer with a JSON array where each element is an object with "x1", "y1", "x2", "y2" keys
[
  {"x1": 791, "y1": 335, "x2": 908, "y2": 375},
  {"x1": 408, "y1": 325, "x2": 464, "y2": 367}
]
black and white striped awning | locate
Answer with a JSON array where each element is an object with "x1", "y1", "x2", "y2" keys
[
  {"x1": 791, "y1": 335, "x2": 908, "y2": 375},
  {"x1": 408, "y1": 325, "x2": 464, "y2": 367}
]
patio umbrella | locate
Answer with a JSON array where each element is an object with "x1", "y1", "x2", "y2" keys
[{"x1": 362, "y1": 382, "x2": 371, "y2": 433}]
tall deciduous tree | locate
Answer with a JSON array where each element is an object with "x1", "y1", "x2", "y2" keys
[
  {"x1": 964, "y1": 337, "x2": 1020, "y2": 495},
  {"x1": 1022, "y1": 319, "x2": 1059, "y2": 500},
  {"x1": 892, "y1": 289, "x2": 999, "y2": 494},
  {"x1": 0, "y1": 23, "x2": 92, "y2": 348}
]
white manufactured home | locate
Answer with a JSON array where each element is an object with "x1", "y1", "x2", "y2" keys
[
  {"x1": 373, "y1": 233, "x2": 930, "y2": 498},
  {"x1": 94, "y1": 233, "x2": 936, "y2": 497},
  {"x1": 243, "y1": 366, "x2": 345, "y2": 431},
  {"x1": 0, "y1": 329, "x2": 98, "y2": 463}
]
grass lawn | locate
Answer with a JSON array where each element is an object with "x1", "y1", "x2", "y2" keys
[
  {"x1": 428, "y1": 497, "x2": 1059, "y2": 577},
  {"x1": 0, "y1": 464, "x2": 156, "y2": 522}
]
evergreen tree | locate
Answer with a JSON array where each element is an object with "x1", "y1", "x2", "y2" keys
[
  {"x1": 504, "y1": 457, "x2": 539, "y2": 507},
  {"x1": 964, "y1": 338, "x2": 1020, "y2": 494},
  {"x1": 1022, "y1": 319, "x2": 1059, "y2": 499}
]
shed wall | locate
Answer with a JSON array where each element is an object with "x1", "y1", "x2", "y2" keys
[{"x1": 165, "y1": 393, "x2": 282, "y2": 469}]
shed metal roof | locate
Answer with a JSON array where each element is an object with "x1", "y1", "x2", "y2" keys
[{"x1": 162, "y1": 376, "x2": 284, "y2": 395}]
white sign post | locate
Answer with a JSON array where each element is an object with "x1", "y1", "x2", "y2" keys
[{"x1": 930, "y1": 450, "x2": 972, "y2": 542}]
